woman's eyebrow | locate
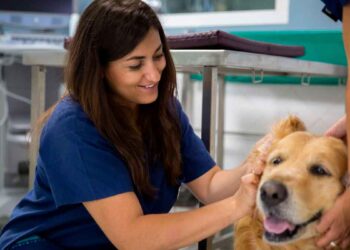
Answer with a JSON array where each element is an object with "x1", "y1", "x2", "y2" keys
[
  {"x1": 125, "y1": 44, "x2": 162, "y2": 61},
  {"x1": 154, "y1": 44, "x2": 162, "y2": 53}
]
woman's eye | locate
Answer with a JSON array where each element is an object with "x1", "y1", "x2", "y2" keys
[
  {"x1": 153, "y1": 53, "x2": 164, "y2": 60},
  {"x1": 129, "y1": 63, "x2": 143, "y2": 70},
  {"x1": 309, "y1": 165, "x2": 330, "y2": 176},
  {"x1": 271, "y1": 156, "x2": 283, "y2": 166}
]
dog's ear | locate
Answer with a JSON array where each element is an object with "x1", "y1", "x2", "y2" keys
[{"x1": 272, "y1": 115, "x2": 306, "y2": 140}]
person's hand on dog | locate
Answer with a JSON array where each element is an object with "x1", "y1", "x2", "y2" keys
[
  {"x1": 232, "y1": 172, "x2": 260, "y2": 219},
  {"x1": 230, "y1": 134, "x2": 273, "y2": 219},
  {"x1": 316, "y1": 188, "x2": 350, "y2": 249},
  {"x1": 233, "y1": 134, "x2": 273, "y2": 218},
  {"x1": 319, "y1": 115, "x2": 350, "y2": 249},
  {"x1": 325, "y1": 115, "x2": 347, "y2": 144},
  {"x1": 245, "y1": 134, "x2": 273, "y2": 175}
]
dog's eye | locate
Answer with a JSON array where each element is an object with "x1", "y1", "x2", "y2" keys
[
  {"x1": 271, "y1": 156, "x2": 283, "y2": 166},
  {"x1": 309, "y1": 165, "x2": 330, "y2": 176}
]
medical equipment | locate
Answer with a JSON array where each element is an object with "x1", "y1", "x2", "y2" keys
[
  {"x1": 0, "y1": 0, "x2": 73, "y2": 31},
  {"x1": 0, "y1": 0, "x2": 75, "y2": 50}
]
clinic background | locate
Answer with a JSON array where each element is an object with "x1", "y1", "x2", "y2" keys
[{"x1": 0, "y1": 0, "x2": 346, "y2": 232}]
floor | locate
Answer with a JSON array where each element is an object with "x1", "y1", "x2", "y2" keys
[
  {"x1": 180, "y1": 229, "x2": 233, "y2": 250},
  {"x1": 0, "y1": 187, "x2": 26, "y2": 231}
]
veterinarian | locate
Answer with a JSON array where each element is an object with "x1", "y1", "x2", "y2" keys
[
  {"x1": 0, "y1": 0, "x2": 271, "y2": 249},
  {"x1": 316, "y1": 1, "x2": 350, "y2": 249}
]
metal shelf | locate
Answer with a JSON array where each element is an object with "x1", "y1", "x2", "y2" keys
[{"x1": 16, "y1": 49, "x2": 348, "y2": 78}]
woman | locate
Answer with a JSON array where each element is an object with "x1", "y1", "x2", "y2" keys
[{"x1": 0, "y1": 0, "x2": 268, "y2": 249}]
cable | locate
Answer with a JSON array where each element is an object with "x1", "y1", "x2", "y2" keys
[
  {"x1": 0, "y1": 84, "x2": 32, "y2": 126},
  {"x1": 0, "y1": 66, "x2": 31, "y2": 127},
  {"x1": 2, "y1": 87, "x2": 31, "y2": 105},
  {"x1": 0, "y1": 66, "x2": 9, "y2": 127},
  {"x1": 0, "y1": 82, "x2": 9, "y2": 127}
]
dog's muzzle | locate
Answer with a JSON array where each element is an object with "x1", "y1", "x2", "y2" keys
[{"x1": 258, "y1": 180, "x2": 322, "y2": 243}]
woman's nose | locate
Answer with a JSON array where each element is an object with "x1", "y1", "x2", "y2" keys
[{"x1": 144, "y1": 63, "x2": 161, "y2": 82}]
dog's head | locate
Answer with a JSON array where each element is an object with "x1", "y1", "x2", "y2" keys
[{"x1": 257, "y1": 116, "x2": 347, "y2": 245}]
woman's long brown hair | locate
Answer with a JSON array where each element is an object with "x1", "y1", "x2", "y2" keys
[{"x1": 38, "y1": 0, "x2": 182, "y2": 198}]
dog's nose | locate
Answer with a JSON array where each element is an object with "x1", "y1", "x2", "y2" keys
[{"x1": 260, "y1": 180, "x2": 288, "y2": 207}]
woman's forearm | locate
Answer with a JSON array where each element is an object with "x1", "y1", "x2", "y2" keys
[
  {"x1": 204, "y1": 165, "x2": 246, "y2": 203},
  {"x1": 116, "y1": 197, "x2": 241, "y2": 250},
  {"x1": 85, "y1": 168, "x2": 258, "y2": 249},
  {"x1": 343, "y1": 5, "x2": 350, "y2": 59},
  {"x1": 344, "y1": 4, "x2": 350, "y2": 173}
]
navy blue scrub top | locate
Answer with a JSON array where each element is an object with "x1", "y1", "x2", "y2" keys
[
  {"x1": 0, "y1": 97, "x2": 216, "y2": 249},
  {"x1": 321, "y1": 0, "x2": 350, "y2": 21}
]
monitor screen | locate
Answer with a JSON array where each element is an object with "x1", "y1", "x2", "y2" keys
[
  {"x1": 0, "y1": 0, "x2": 73, "y2": 32},
  {"x1": 0, "y1": 0, "x2": 73, "y2": 14}
]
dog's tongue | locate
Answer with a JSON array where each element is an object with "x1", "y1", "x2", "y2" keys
[{"x1": 264, "y1": 216, "x2": 296, "y2": 234}]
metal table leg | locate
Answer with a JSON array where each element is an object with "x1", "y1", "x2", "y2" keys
[
  {"x1": 180, "y1": 73, "x2": 194, "y2": 119},
  {"x1": 0, "y1": 110, "x2": 5, "y2": 190},
  {"x1": 198, "y1": 66, "x2": 218, "y2": 250},
  {"x1": 29, "y1": 65, "x2": 46, "y2": 188},
  {"x1": 0, "y1": 66, "x2": 6, "y2": 190},
  {"x1": 201, "y1": 66, "x2": 218, "y2": 156},
  {"x1": 216, "y1": 75, "x2": 225, "y2": 168}
]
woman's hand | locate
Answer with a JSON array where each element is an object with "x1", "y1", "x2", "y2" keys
[
  {"x1": 325, "y1": 115, "x2": 346, "y2": 143},
  {"x1": 316, "y1": 115, "x2": 350, "y2": 249},
  {"x1": 244, "y1": 134, "x2": 273, "y2": 175},
  {"x1": 316, "y1": 189, "x2": 350, "y2": 249},
  {"x1": 231, "y1": 172, "x2": 260, "y2": 219},
  {"x1": 230, "y1": 133, "x2": 273, "y2": 219}
]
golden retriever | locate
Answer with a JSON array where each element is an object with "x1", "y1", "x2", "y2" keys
[{"x1": 234, "y1": 116, "x2": 348, "y2": 250}]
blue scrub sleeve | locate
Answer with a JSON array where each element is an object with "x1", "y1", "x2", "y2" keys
[
  {"x1": 39, "y1": 113, "x2": 134, "y2": 207},
  {"x1": 176, "y1": 101, "x2": 216, "y2": 183},
  {"x1": 322, "y1": 0, "x2": 350, "y2": 21}
]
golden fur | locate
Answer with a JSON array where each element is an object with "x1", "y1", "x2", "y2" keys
[{"x1": 234, "y1": 116, "x2": 348, "y2": 250}]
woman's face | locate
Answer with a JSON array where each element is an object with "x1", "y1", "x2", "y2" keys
[{"x1": 105, "y1": 28, "x2": 166, "y2": 109}]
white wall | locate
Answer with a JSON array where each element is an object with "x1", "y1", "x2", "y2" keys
[{"x1": 179, "y1": 79, "x2": 345, "y2": 169}]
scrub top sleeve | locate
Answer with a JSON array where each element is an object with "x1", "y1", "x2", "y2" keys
[
  {"x1": 39, "y1": 114, "x2": 134, "y2": 207},
  {"x1": 322, "y1": 0, "x2": 350, "y2": 21},
  {"x1": 175, "y1": 100, "x2": 216, "y2": 183}
]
